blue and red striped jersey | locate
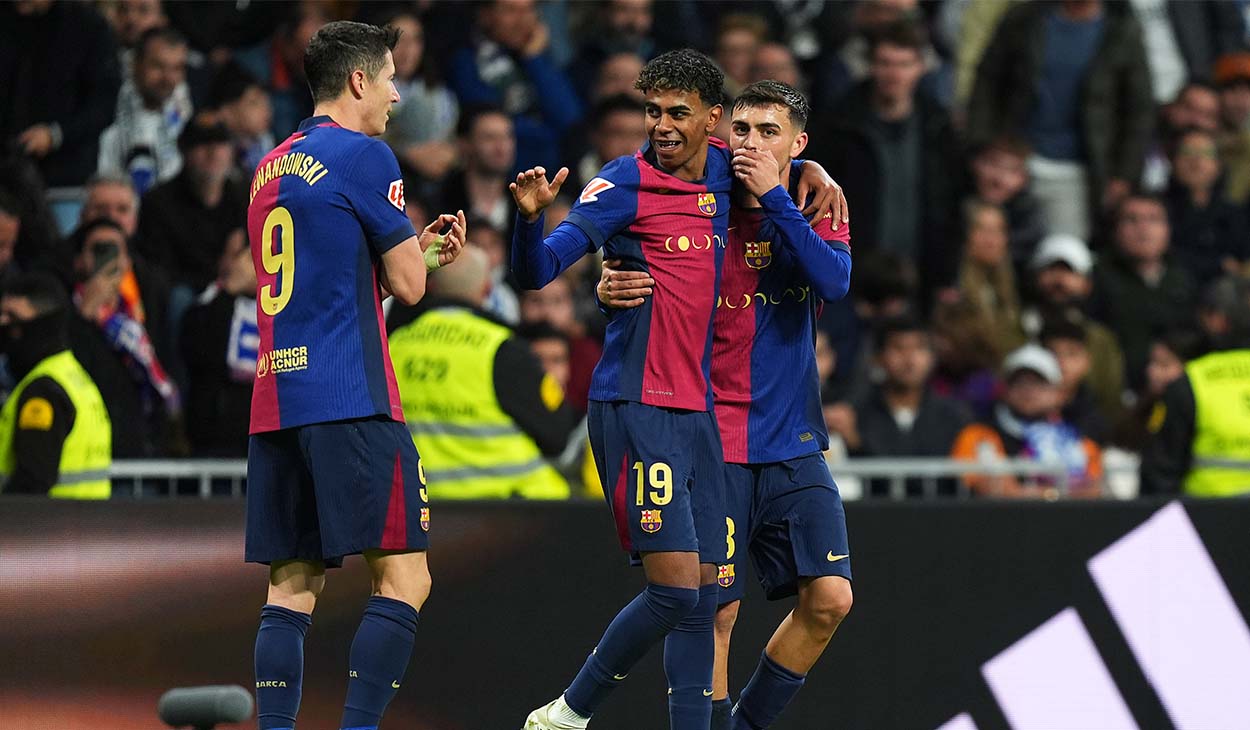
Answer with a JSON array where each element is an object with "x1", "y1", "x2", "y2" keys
[
  {"x1": 565, "y1": 142, "x2": 732, "y2": 411},
  {"x1": 713, "y1": 186, "x2": 852, "y2": 464},
  {"x1": 247, "y1": 116, "x2": 416, "y2": 434}
]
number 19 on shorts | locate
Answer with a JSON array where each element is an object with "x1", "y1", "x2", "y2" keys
[{"x1": 633, "y1": 461, "x2": 673, "y2": 506}]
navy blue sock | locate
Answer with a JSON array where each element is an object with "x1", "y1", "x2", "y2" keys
[
  {"x1": 340, "y1": 596, "x2": 420, "y2": 730},
  {"x1": 563, "y1": 583, "x2": 700, "y2": 717},
  {"x1": 664, "y1": 584, "x2": 718, "y2": 730},
  {"x1": 711, "y1": 698, "x2": 733, "y2": 730},
  {"x1": 731, "y1": 652, "x2": 806, "y2": 730},
  {"x1": 254, "y1": 604, "x2": 312, "y2": 730}
]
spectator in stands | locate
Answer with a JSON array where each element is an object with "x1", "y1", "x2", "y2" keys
[
  {"x1": 812, "y1": 20, "x2": 959, "y2": 308},
  {"x1": 1040, "y1": 315, "x2": 1112, "y2": 444},
  {"x1": 571, "y1": 0, "x2": 654, "y2": 97},
  {"x1": 0, "y1": 158, "x2": 67, "y2": 277},
  {"x1": 465, "y1": 217, "x2": 520, "y2": 325},
  {"x1": 827, "y1": 316, "x2": 971, "y2": 498},
  {"x1": 750, "y1": 42, "x2": 804, "y2": 90},
  {"x1": 593, "y1": 52, "x2": 646, "y2": 103},
  {"x1": 235, "y1": 2, "x2": 328, "y2": 140},
  {"x1": 716, "y1": 14, "x2": 769, "y2": 97},
  {"x1": 519, "y1": 274, "x2": 602, "y2": 415},
  {"x1": 105, "y1": 0, "x2": 166, "y2": 51},
  {"x1": 0, "y1": 192, "x2": 24, "y2": 292},
  {"x1": 98, "y1": 26, "x2": 193, "y2": 196},
  {"x1": 67, "y1": 218, "x2": 180, "y2": 458},
  {"x1": 518, "y1": 320, "x2": 572, "y2": 396},
  {"x1": 443, "y1": 106, "x2": 516, "y2": 236},
  {"x1": 0, "y1": 0, "x2": 121, "y2": 187},
  {"x1": 1140, "y1": 275, "x2": 1250, "y2": 497},
  {"x1": 568, "y1": 95, "x2": 645, "y2": 195},
  {"x1": 951, "y1": 344, "x2": 1103, "y2": 498},
  {"x1": 812, "y1": 0, "x2": 934, "y2": 109},
  {"x1": 822, "y1": 249, "x2": 915, "y2": 401},
  {"x1": 968, "y1": 0, "x2": 1153, "y2": 240},
  {"x1": 383, "y1": 10, "x2": 459, "y2": 185},
  {"x1": 0, "y1": 271, "x2": 111, "y2": 499},
  {"x1": 448, "y1": 0, "x2": 582, "y2": 172},
  {"x1": 78, "y1": 173, "x2": 172, "y2": 365},
  {"x1": 179, "y1": 233, "x2": 254, "y2": 457},
  {"x1": 929, "y1": 297, "x2": 1002, "y2": 421},
  {"x1": 1143, "y1": 81, "x2": 1224, "y2": 192},
  {"x1": 1164, "y1": 127, "x2": 1248, "y2": 287},
  {"x1": 1111, "y1": 328, "x2": 1203, "y2": 451},
  {"x1": 136, "y1": 116, "x2": 247, "y2": 297},
  {"x1": 1090, "y1": 194, "x2": 1196, "y2": 392},
  {"x1": 205, "y1": 62, "x2": 274, "y2": 177},
  {"x1": 955, "y1": 198, "x2": 1023, "y2": 356},
  {"x1": 1214, "y1": 53, "x2": 1250, "y2": 207},
  {"x1": 1130, "y1": 0, "x2": 1244, "y2": 105},
  {"x1": 390, "y1": 247, "x2": 575, "y2": 500},
  {"x1": 965, "y1": 136, "x2": 1046, "y2": 272},
  {"x1": 1022, "y1": 234, "x2": 1126, "y2": 421}
]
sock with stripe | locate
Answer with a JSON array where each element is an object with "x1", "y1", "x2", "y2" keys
[
  {"x1": 254, "y1": 604, "x2": 312, "y2": 730},
  {"x1": 562, "y1": 583, "x2": 700, "y2": 717},
  {"x1": 340, "y1": 596, "x2": 420, "y2": 730},
  {"x1": 731, "y1": 651, "x2": 806, "y2": 730},
  {"x1": 664, "y1": 584, "x2": 718, "y2": 729}
]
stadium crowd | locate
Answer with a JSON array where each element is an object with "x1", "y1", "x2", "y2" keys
[{"x1": 2, "y1": 0, "x2": 1250, "y2": 499}]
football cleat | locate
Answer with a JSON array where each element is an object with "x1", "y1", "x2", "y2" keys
[{"x1": 523, "y1": 695, "x2": 590, "y2": 729}]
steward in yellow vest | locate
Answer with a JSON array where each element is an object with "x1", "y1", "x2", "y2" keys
[
  {"x1": 0, "y1": 273, "x2": 112, "y2": 498},
  {"x1": 1141, "y1": 278, "x2": 1250, "y2": 497},
  {"x1": 387, "y1": 248, "x2": 576, "y2": 499}
]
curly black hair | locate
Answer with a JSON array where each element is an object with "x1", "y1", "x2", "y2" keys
[
  {"x1": 733, "y1": 79, "x2": 810, "y2": 129},
  {"x1": 634, "y1": 49, "x2": 725, "y2": 108}
]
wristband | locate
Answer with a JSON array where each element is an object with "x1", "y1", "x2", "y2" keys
[{"x1": 424, "y1": 234, "x2": 445, "y2": 271}]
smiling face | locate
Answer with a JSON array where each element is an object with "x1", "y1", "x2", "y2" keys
[
  {"x1": 729, "y1": 102, "x2": 807, "y2": 174},
  {"x1": 359, "y1": 51, "x2": 400, "y2": 137},
  {"x1": 644, "y1": 89, "x2": 720, "y2": 180}
]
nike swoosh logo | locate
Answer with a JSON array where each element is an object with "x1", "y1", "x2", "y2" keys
[
  {"x1": 613, "y1": 673, "x2": 628, "y2": 680},
  {"x1": 827, "y1": 552, "x2": 849, "y2": 562},
  {"x1": 703, "y1": 689, "x2": 714, "y2": 696},
  {"x1": 392, "y1": 680, "x2": 401, "y2": 689}
]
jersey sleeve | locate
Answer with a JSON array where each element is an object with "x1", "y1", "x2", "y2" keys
[
  {"x1": 759, "y1": 185, "x2": 852, "y2": 302},
  {"x1": 346, "y1": 139, "x2": 418, "y2": 256},
  {"x1": 8, "y1": 377, "x2": 76, "y2": 495},
  {"x1": 563, "y1": 156, "x2": 641, "y2": 250}
]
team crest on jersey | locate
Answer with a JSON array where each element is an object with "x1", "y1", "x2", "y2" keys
[
  {"x1": 387, "y1": 179, "x2": 405, "y2": 211},
  {"x1": 640, "y1": 509, "x2": 663, "y2": 533},
  {"x1": 697, "y1": 192, "x2": 717, "y2": 216},
  {"x1": 420, "y1": 507, "x2": 430, "y2": 532},
  {"x1": 745, "y1": 240, "x2": 772, "y2": 269},
  {"x1": 579, "y1": 177, "x2": 615, "y2": 203},
  {"x1": 718, "y1": 563, "x2": 736, "y2": 588}
]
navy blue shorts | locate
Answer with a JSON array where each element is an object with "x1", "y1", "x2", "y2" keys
[
  {"x1": 588, "y1": 400, "x2": 726, "y2": 565},
  {"x1": 245, "y1": 415, "x2": 429, "y2": 568},
  {"x1": 719, "y1": 453, "x2": 851, "y2": 603}
]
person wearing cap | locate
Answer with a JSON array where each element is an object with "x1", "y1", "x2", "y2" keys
[
  {"x1": 1090, "y1": 193, "x2": 1196, "y2": 391},
  {"x1": 1021, "y1": 233, "x2": 1125, "y2": 420},
  {"x1": 0, "y1": 272, "x2": 112, "y2": 498},
  {"x1": 951, "y1": 343, "x2": 1104, "y2": 498},
  {"x1": 135, "y1": 113, "x2": 247, "y2": 302},
  {"x1": 1141, "y1": 276, "x2": 1250, "y2": 497}
]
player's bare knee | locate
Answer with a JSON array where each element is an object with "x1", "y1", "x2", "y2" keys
[
  {"x1": 800, "y1": 578, "x2": 852, "y2": 635},
  {"x1": 369, "y1": 550, "x2": 432, "y2": 610},
  {"x1": 715, "y1": 599, "x2": 741, "y2": 638}
]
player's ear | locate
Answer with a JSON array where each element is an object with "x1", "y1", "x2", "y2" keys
[
  {"x1": 790, "y1": 130, "x2": 809, "y2": 159},
  {"x1": 350, "y1": 69, "x2": 367, "y2": 99},
  {"x1": 706, "y1": 104, "x2": 723, "y2": 133}
]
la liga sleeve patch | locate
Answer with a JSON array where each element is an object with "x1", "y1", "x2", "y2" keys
[{"x1": 387, "y1": 179, "x2": 405, "y2": 211}]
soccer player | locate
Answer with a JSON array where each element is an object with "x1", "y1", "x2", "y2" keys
[
  {"x1": 245, "y1": 21, "x2": 465, "y2": 730},
  {"x1": 510, "y1": 51, "x2": 844, "y2": 730},
  {"x1": 599, "y1": 80, "x2": 854, "y2": 730}
]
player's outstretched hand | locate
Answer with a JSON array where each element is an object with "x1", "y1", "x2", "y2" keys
[
  {"x1": 597, "y1": 259, "x2": 654, "y2": 309},
  {"x1": 797, "y1": 161, "x2": 849, "y2": 229},
  {"x1": 510, "y1": 166, "x2": 568, "y2": 223},
  {"x1": 732, "y1": 148, "x2": 783, "y2": 199},
  {"x1": 437, "y1": 209, "x2": 467, "y2": 267},
  {"x1": 419, "y1": 210, "x2": 466, "y2": 270}
]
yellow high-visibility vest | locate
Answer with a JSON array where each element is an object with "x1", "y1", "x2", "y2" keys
[
  {"x1": 390, "y1": 307, "x2": 569, "y2": 500},
  {"x1": 0, "y1": 350, "x2": 112, "y2": 499},
  {"x1": 1183, "y1": 349, "x2": 1250, "y2": 497}
]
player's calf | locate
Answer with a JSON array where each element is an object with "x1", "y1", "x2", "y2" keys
[{"x1": 711, "y1": 599, "x2": 740, "y2": 730}]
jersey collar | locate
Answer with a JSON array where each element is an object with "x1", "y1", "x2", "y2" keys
[{"x1": 297, "y1": 115, "x2": 338, "y2": 131}]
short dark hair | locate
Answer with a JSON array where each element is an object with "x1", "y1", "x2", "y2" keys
[
  {"x1": 517, "y1": 321, "x2": 570, "y2": 348},
  {"x1": 1153, "y1": 328, "x2": 1205, "y2": 363},
  {"x1": 592, "y1": 94, "x2": 644, "y2": 128},
  {"x1": 1115, "y1": 191, "x2": 1168, "y2": 224},
  {"x1": 207, "y1": 61, "x2": 264, "y2": 109},
  {"x1": 304, "y1": 21, "x2": 400, "y2": 104},
  {"x1": 733, "y1": 80, "x2": 810, "y2": 129},
  {"x1": 974, "y1": 134, "x2": 1032, "y2": 161},
  {"x1": 136, "y1": 26, "x2": 187, "y2": 61},
  {"x1": 868, "y1": 20, "x2": 928, "y2": 57},
  {"x1": 635, "y1": 49, "x2": 725, "y2": 108},
  {"x1": 875, "y1": 315, "x2": 929, "y2": 349},
  {"x1": 3, "y1": 271, "x2": 69, "y2": 316},
  {"x1": 456, "y1": 103, "x2": 510, "y2": 139},
  {"x1": 1039, "y1": 314, "x2": 1088, "y2": 347},
  {"x1": 69, "y1": 218, "x2": 128, "y2": 254}
]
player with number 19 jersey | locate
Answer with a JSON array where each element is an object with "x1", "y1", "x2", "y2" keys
[{"x1": 247, "y1": 115, "x2": 415, "y2": 434}]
